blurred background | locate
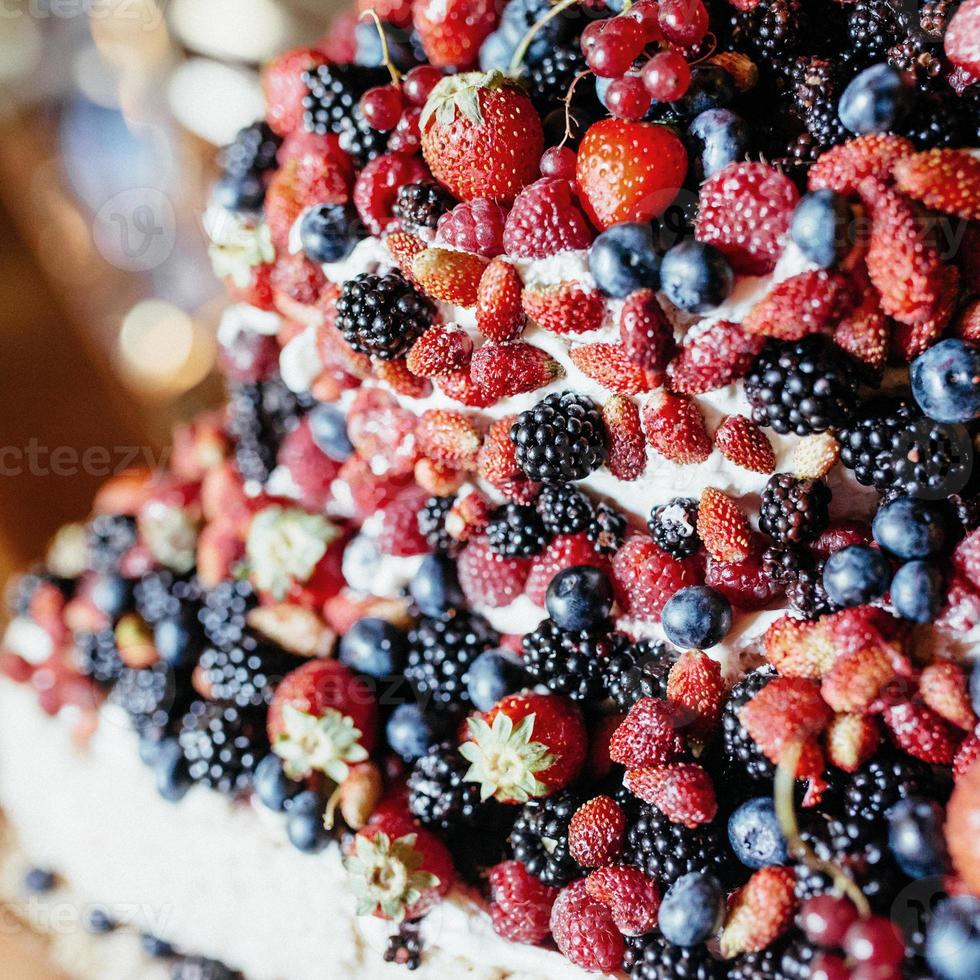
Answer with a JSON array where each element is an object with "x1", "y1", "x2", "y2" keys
[{"x1": 0, "y1": 0, "x2": 347, "y2": 586}]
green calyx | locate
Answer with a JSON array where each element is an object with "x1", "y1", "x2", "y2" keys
[
  {"x1": 419, "y1": 69, "x2": 513, "y2": 131},
  {"x1": 272, "y1": 704, "x2": 368, "y2": 782},
  {"x1": 345, "y1": 831, "x2": 439, "y2": 922}
]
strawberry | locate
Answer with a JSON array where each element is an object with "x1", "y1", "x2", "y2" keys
[
  {"x1": 436, "y1": 368, "x2": 497, "y2": 407},
  {"x1": 412, "y1": 0, "x2": 497, "y2": 69},
  {"x1": 414, "y1": 457, "x2": 464, "y2": 496},
  {"x1": 460, "y1": 691, "x2": 586, "y2": 803},
  {"x1": 920, "y1": 659, "x2": 978, "y2": 731},
  {"x1": 373, "y1": 358, "x2": 432, "y2": 399},
  {"x1": 641, "y1": 391, "x2": 712, "y2": 465},
  {"x1": 446, "y1": 489, "x2": 493, "y2": 543},
  {"x1": 488, "y1": 860, "x2": 559, "y2": 944},
  {"x1": 945, "y1": 0, "x2": 980, "y2": 75},
  {"x1": 954, "y1": 733, "x2": 980, "y2": 780},
  {"x1": 502, "y1": 178, "x2": 594, "y2": 259},
  {"x1": 697, "y1": 488, "x2": 752, "y2": 563},
  {"x1": 714, "y1": 415, "x2": 775, "y2": 474},
  {"x1": 668, "y1": 319, "x2": 765, "y2": 395},
  {"x1": 947, "y1": 751, "x2": 980, "y2": 894},
  {"x1": 354, "y1": 153, "x2": 431, "y2": 236},
  {"x1": 609, "y1": 697, "x2": 686, "y2": 769},
  {"x1": 476, "y1": 258, "x2": 526, "y2": 341},
  {"x1": 611, "y1": 534, "x2": 700, "y2": 623},
  {"x1": 882, "y1": 700, "x2": 963, "y2": 765},
  {"x1": 346, "y1": 810, "x2": 455, "y2": 921},
  {"x1": 954, "y1": 297, "x2": 980, "y2": 343},
  {"x1": 436, "y1": 197, "x2": 508, "y2": 256},
  {"x1": 764, "y1": 615, "x2": 836, "y2": 679},
  {"x1": 386, "y1": 230, "x2": 427, "y2": 282},
  {"x1": 893, "y1": 148, "x2": 980, "y2": 220},
  {"x1": 619, "y1": 289, "x2": 675, "y2": 371},
  {"x1": 576, "y1": 119, "x2": 688, "y2": 228},
  {"x1": 625, "y1": 763, "x2": 718, "y2": 828},
  {"x1": 821, "y1": 645, "x2": 896, "y2": 714},
  {"x1": 276, "y1": 417, "x2": 340, "y2": 511},
  {"x1": 743, "y1": 270, "x2": 854, "y2": 341},
  {"x1": 420, "y1": 72, "x2": 543, "y2": 205},
  {"x1": 602, "y1": 394, "x2": 647, "y2": 481},
  {"x1": 522, "y1": 282, "x2": 606, "y2": 335},
  {"x1": 359, "y1": 0, "x2": 412, "y2": 26},
  {"x1": 570, "y1": 343, "x2": 663, "y2": 394},
  {"x1": 720, "y1": 866, "x2": 797, "y2": 958},
  {"x1": 890, "y1": 263, "x2": 960, "y2": 361},
  {"x1": 569, "y1": 795, "x2": 627, "y2": 868},
  {"x1": 416, "y1": 409, "x2": 481, "y2": 468},
  {"x1": 406, "y1": 324, "x2": 473, "y2": 377},
  {"x1": 457, "y1": 535, "x2": 530, "y2": 608},
  {"x1": 525, "y1": 532, "x2": 607, "y2": 607},
  {"x1": 470, "y1": 342, "x2": 564, "y2": 399},
  {"x1": 412, "y1": 247, "x2": 488, "y2": 307},
  {"x1": 585, "y1": 865, "x2": 661, "y2": 937},
  {"x1": 939, "y1": 573, "x2": 980, "y2": 635},
  {"x1": 347, "y1": 387, "x2": 420, "y2": 477},
  {"x1": 695, "y1": 162, "x2": 799, "y2": 275},
  {"x1": 834, "y1": 275, "x2": 890, "y2": 381},
  {"x1": 808, "y1": 134, "x2": 915, "y2": 194},
  {"x1": 953, "y1": 527, "x2": 980, "y2": 590},
  {"x1": 268, "y1": 659, "x2": 378, "y2": 781},
  {"x1": 262, "y1": 47, "x2": 326, "y2": 136},
  {"x1": 476, "y1": 415, "x2": 522, "y2": 484},
  {"x1": 825, "y1": 712, "x2": 881, "y2": 773},
  {"x1": 378, "y1": 485, "x2": 432, "y2": 558},
  {"x1": 550, "y1": 878, "x2": 625, "y2": 973},
  {"x1": 791, "y1": 432, "x2": 841, "y2": 480},
  {"x1": 825, "y1": 605, "x2": 911, "y2": 666},
  {"x1": 666, "y1": 649, "x2": 726, "y2": 738}
]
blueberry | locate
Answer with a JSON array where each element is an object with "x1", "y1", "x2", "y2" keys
[
  {"x1": 308, "y1": 403, "x2": 354, "y2": 462},
  {"x1": 888, "y1": 796, "x2": 949, "y2": 879},
  {"x1": 386, "y1": 703, "x2": 450, "y2": 762},
  {"x1": 727, "y1": 797, "x2": 789, "y2": 870},
  {"x1": 497, "y1": 0, "x2": 573, "y2": 66},
  {"x1": 911, "y1": 339, "x2": 980, "y2": 424},
  {"x1": 839, "y1": 63, "x2": 912, "y2": 135},
  {"x1": 480, "y1": 30, "x2": 518, "y2": 72},
  {"x1": 409, "y1": 554, "x2": 466, "y2": 619},
  {"x1": 687, "y1": 109, "x2": 750, "y2": 180},
  {"x1": 254, "y1": 753, "x2": 302, "y2": 812},
  {"x1": 286, "y1": 791, "x2": 330, "y2": 854},
  {"x1": 339, "y1": 617, "x2": 408, "y2": 678},
  {"x1": 354, "y1": 19, "x2": 416, "y2": 70},
  {"x1": 589, "y1": 222, "x2": 661, "y2": 298},
  {"x1": 155, "y1": 738, "x2": 192, "y2": 803},
  {"x1": 154, "y1": 610, "x2": 203, "y2": 669},
  {"x1": 790, "y1": 190, "x2": 854, "y2": 269},
  {"x1": 658, "y1": 873, "x2": 725, "y2": 947},
  {"x1": 467, "y1": 648, "x2": 529, "y2": 711},
  {"x1": 670, "y1": 66, "x2": 736, "y2": 119},
  {"x1": 926, "y1": 895, "x2": 980, "y2": 980},
  {"x1": 660, "y1": 239, "x2": 734, "y2": 313},
  {"x1": 545, "y1": 565, "x2": 614, "y2": 631},
  {"x1": 872, "y1": 496, "x2": 949, "y2": 559},
  {"x1": 87, "y1": 908, "x2": 117, "y2": 934},
  {"x1": 141, "y1": 934, "x2": 175, "y2": 958},
  {"x1": 300, "y1": 204, "x2": 360, "y2": 265},
  {"x1": 822, "y1": 545, "x2": 892, "y2": 608},
  {"x1": 661, "y1": 586, "x2": 732, "y2": 649},
  {"x1": 971, "y1": 660, "x2": 980, "y2": 717},
  {"x1": 212, "y1": 172, "x2": 265, "y2": 214},
  {"x1": 891, "y1": 560, "x2": 945, "y2": 624},
  {"x1": 24, "y1": 868, "x2": 56, "y2": 894},
  {"x1": 90, "y1": 573, "x2": 131, "y2": 619}
]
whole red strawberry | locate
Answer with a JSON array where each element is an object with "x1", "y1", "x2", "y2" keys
[
  {"x1": 421, "y1": 71, "x2": 543, "y2": 205},
  {"x1": 413, "y1": 0, "x2": 498, "y2": 69}
]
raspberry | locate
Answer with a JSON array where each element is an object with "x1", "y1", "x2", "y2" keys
[
  {"x1": 586, "y1": 865, "x2": 662, "y2": 937},
  {"x1": 569, "y1": 796, "x2": 627, "y2": 868},
  {"x1": 436, "y1": 197, "x2": 508, "y2": 257},
  {"x1": 550, "y1": 878, "x2": 626, "y2": 974},
  {"x1": 488, "y1": 860, "x2": 559, "y2": 945},
  {"x1": 457, "y1": 535, "x2": 530, "y2": 608},
  {"x1": 378, "y1": 485, "x2": 432, "y2": 557},
  {"x1": 706, "y1": 534, "x2": 786, "y2": 611},
  {"x1": 668, "y1": 319, "x2": 765, "y2": 395},
  {"x1": 502, "y1": 178, "x2": 594, "y2": 259},
  {"x1": 611, "y1": 535, "x2": 700, "y2": 623},
  {"x1": 525, "y1": 532, "x2": 607, "y2": 607}
]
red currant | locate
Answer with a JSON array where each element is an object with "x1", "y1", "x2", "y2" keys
[
  {"x1": 605, "y1": 75, "x2": 653, "y2": 120},
  {"x1": 360, "y1": 85, "x2": 404, "y2": 131},
  {"x1": 658, "y1": 0, "x2": 709, "y2": 46},
  {"x1": 581, "y1": 16, "x2": 646, "y2": 78},
  {"x1": 624, "y1": 0, "x2": 664, "y2": 42},
  {"x1": 402, "y1": 65, "x2": 442, "y2": 106},
  {"x1": 799, "y1": 895, "x2": 859, "y2": 948},
  {"x1": 843, "y1": 917, "x2": 906, "y2": 968},
  {"x1": 811, "y1": 953, "x2": 851, "y2": 980},
  {"x1": 540, "y1": 145, "x2": 577, "y2": 180},
  {"x1": 387, "y1": 106, "x2": 422, "y2": 154},
  {"x1": 641, "y1": 49, "x2": 691, "y2": 101}
]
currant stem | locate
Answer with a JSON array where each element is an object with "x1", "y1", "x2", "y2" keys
[
  {"x1": 360, "y1": 9, "x2": 401, "y2": 86},
  {"x1": 562, "y1": 68, "x2": 594, "y2": 145},
  {"x1": 509, "y1": 0, "x2": 582, "y2": 77}
]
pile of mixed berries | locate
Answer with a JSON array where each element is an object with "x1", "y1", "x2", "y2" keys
[{"x1": 6, "y1": 0, "x2": 980, "y2": 977}]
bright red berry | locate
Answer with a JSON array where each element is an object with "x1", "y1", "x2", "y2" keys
[
  {"x1": 582, "y1": 16, "x2": 646, "y2": 78},
  {"x1": 457, "y1": 535, "x2": 530, "y2": 608},
  {"x1": 436, "y1": 197, "x2": 508, "y2": 257},
  {"x1": 585, "y1": 864, "x2": 661, "y2": 936},
  {"x1": 606, "y1": 74, "x2": 654, "y2": 120},
  {"x1": 569, "y1": 795, "x2": 627, "y2": 868},
  {"x1": 403, "y1": 64, "x2": 443, "y2": 106},
  {"x1": 502, "y1": 177, "x2": 594, "y2": 259},
  {"x1": 412, "y1": 0, "x2": 498, "y2": 69},
  {"x1": 360, "y1": 84, "x2": 404, "y2": 131},
  {"x1": 488, "y1": 860, "x2": 558, "y2": 944},
  {"x1": 387, "y1": 107, "x2": 423, "y2": 154},
  {"x1": 799, "y1": 894, "x2": 859, "y2": 948},
  {"x1": 540, "y1": 145, "x2": 577, "y2": 180},
  {"x1": 625, "y1": 0, "x2": 665, "y2": 41},
  {"x1": 843, "y1": 917, "x2": 906, "y2": 968},
  {"x1": 353, "y1": 152, "x2": 431, "y2": 235},
  {"x1": 550, "y1": 878, "x2": 626, "y2": 973},
  {"x1": 642, "y1": 50, "x2": 691, "y2": 101},
  {"x1": 658, "y1": 0, "x2": 709, "y2": 46}
]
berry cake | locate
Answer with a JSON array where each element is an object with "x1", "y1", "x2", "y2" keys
[{"x1": 3, "y1": 1, "x2": 980, "y2": 978}]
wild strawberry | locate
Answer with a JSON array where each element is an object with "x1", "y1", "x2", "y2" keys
[
  {"x1": 550, "y1": 878, "x2": 625, "y2": 973},
  {"x1": 420, "y1": 72, "x2": 543, "y2": 205},
  {"x1": 791, "y1": 433, "x2": 841, "y2": 480},
  {"x1": 954, "y1": 733, "x2": 980, "y2": 780},
  {"x1": 619, "y1": 289, "x2": 675, "y2": 371},
  {"x1": 354, "y1": 153, "x2": 431, "y2": 236},
  {"x1": 611, "y1": 534, "x2": 700, "y2": 622},
  {"x1": 436, "y1": 197, "x2": 508, "y2": 256},
  {"x1": 947, "y1": 750, "x2": 980, "y2": 894},
  {"x1": 436, "y1": 368, "x2": 497, "y2": 407},
  {"x1": 412, "y1": 247, "x2": 488, "y2": 307},
  {"x1": 522, "y1": 282, "x2": 606, "y2": 335},
  {"x1": 276, "y1": 417, "x2": 340, "y2": 511},
  {"x1": 570, "y1": 343, "x2": 663, "y2": 394},
  {"x1": 502, "y1": 178, "x2": 594, "y2": 259},
  {"x1": 861, "y1": 177, "x2": 946, "y2": 325},
  {"x1": 525, "y1": 533, "x2": 607, "y2": 607},
  {"x1": 945, "y1": 0, "x2": 980, "y2": 76},
  {"x1": 808, "y1": 134, "x2": 915, "y2": 194},
  {"x1": 954, "y1": 297, "x2": 980, "y2": 343},
  {"x1": 569, "y1": 795, "x2": 627, "y2": 868},
  {"x1": 460, "y1": 691, "x2": 586, "y2": 803},
  {"x1": 668, "y1": 319, "x2": 765, "y2": 395},
  {"x1": 821, "y1": 645, "x2": 896, "y2": 714},
  {"x1": 373, "y1": 358, "x2": 433, "y2": 399},
  {"x1": 696, "y1": 488, "x2": 751, "y2": 563},
  {"x1": 457, "y1": 535, "x2": 529, "y2": 608},
  {"x1": 346, "y1": 810, "x2": 455, "y2": 921},
  {"x1": 576, "y1": 119, "x2": 687, "y2": 228},
  {"x1": 471, "y1": 343, "x2": 564, "y2": 399},
  {"x1": 881, "y1": 700, "x2": 962, "y2": 765},
  {"x1": 954, "y1": 527, "x2": 980, "y2": 590},
  {"x1": 271, "y1": 253, "x2": 326, "y2": 310},
  {"x1": 406, "y1": 324, "x2": 473, "y2": 378},
  {"x1": 743, "y1": 270, "x2": 854, "y2": 341},
  {"x1": 825, "y1": 712, "x2": 881, "y2": 773},
  {"x1": 625, "y1": 763, "x2": 718, "y2": 828},
  {"x1": 414, "y1": 457, "x2": 464, "y2": 497},
  {"x1": 720, "y1": 866, "x2": 797, "y2": 958},
  {"x1": 585, "y1": 865, "x2": 661, "y2": 937},
  {"x1": 695, "y1": 162, "x2": 799, "y2": 275},
  {"x1": 609, "y1": 697, "x2": 686, "y2": 769},
  {"x1": 825, "y1": 605, "x2": 911, "y2": 665},
  {"x1": 666, "y1": 649, "x2": 726, "y2": 738},
  {"x1": 488, "y1": 860, "x2": 559, "y2": 944},
  {"x1": 715, "y1": 416, "x2": 775, "y2": 474},
  {"x1": 893, "y1": 148, "x2": 980, "y2": 220},
  {"x1": 347, "y1": 388, "x2": 420, "y2": 477},
  {"x1": 834, "y1": 278, "x2": 890, "y2": 381},
  {"x1": 196, "y1": 522, "x2": 244, "y2": 590},
  {"x1": 763, "y1": 615, "x2": 835, "y2": 679},
  {"x1": 416, "y1": 409, "x2": 481, "y2": 469},
  {"x1": 706, "y1": 536, "x2": 785, "y2": 611},
  {"x1": 476, "y1": 415, "x2": 521, "y2": 483},
  {"x1": 268, "y1": 659, "x2": 378, "y2": 781},
  {"x1": 446, "y1": 489, "x2": 493, "y2": 543},
  {"x1": 891, "y1": 263, "x2": 960, "y2": 361},
  {"x1": 641, "y1": 391, "x2": 712, "y2": 465},
  {"x1": 476, "y1": 258, "x2": 526, "y2": 341},
  {"x1": 262, "y1": 47, "x2": 326, "y2": 136},
  {"x1": 413, "y1": 0, "x2": 497, "y2": 69},
  {"x1": 920, "y1": 659, "x2": 977, "y2": 731},
  {"x1": 386, "y1": 230, "x2": 427, "y2": 283},
  {"x1": 378, "y1": 485, "x2": 432, "y2": 558},
  {"x1": 602, "y1": 394, "x2": 647, "y2": 481},
  {"x1": 940, "y1": 572, "x2": 980, "y2": 635}
]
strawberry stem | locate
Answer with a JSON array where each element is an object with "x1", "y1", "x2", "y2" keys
[
  {"x1": 509, "y1": 0, "x2": 582, "y2": 76},
  {"x1": 360, "y1": 9, "x2": 401, "y2": 85}
]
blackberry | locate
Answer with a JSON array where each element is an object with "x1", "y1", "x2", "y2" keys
[
  {"x1": 721, "y1": 667, "x2": 776, "y2": 783},
  {"x1": 405, "y1": 611, "x2": 498, "y2": 710},
  {"x1": 486, "y1": 503, "x2": 549, "y2": 558},
  {"x1": 625, "y1": 934, "x2": 719, "y2": 980},
  {"x1": 134, "y1": 572, "x2": 202, "y2": 627},
  {"x1": 761, "y1": 542, "x2": 810, "y2": 588},
  {"x1": 510, "y1": 391, "x2": 606, "y2": 482},
  {"x1": 219, "y1": 121, "x2": 281, "y2": 181},
  {"x1": 889, "y1": 31, "x2": 945, "y2": 92},
  {"x1": 177, "y1": 701, "x2": 266, "y2": 795},
  {"x1": 920, "y1": 1, "x2": 957, "y2": 37},
  {"x1": 418, "y1": 495, "x2": 457, "y2": 554},
  {"x1": 744, "y1": 336, "x2": 859, "y2": 436},
  {"x1": 901, "y1": 91, "x2": 971, "y2": 148},
  {"x1": 86, "y1": 514, "x2": 137, "y2": 574},
  {"x1": 338, "y1": 105, "x2": 390, "y2": 166},
  {"x1": 6, "y1": 570, "x2": 71, "y2": 618},
  {"x1": 804, "y1": 96, "x2": 849, "y2": 151},
  {"x1": 728, "y1": 0, "x2": 808, "y2": 75},
  {"x1": 785, "y1": 559, "x2": 841, "y2": 619},
  {"x1": 649, "y1": 497, "x2": 701, "y2": 559},
  {"x1": 110, "y1": 663, "x2": 185, "y2": 740},
  {"x1": 847, "y1": 0, "x2": 914, "y2": 64},
  {"x1": 759, "y1": 474, "x2": 831, "y2": 544},
  {"x1": 335, "y1": 271, "x2": 435, "y2": 361},
  {"x1": 302, "y1": 63, "x2": 387, "y2": 136},
  {"x1": 587, "y1": 501, "x2": 627, "y2": 556},
  {"x1": 76, "y1": 629, "x2": 124, "y2": 687},
  {"x1": 226, "y1": 379, "x2": 305, "y2": 484},
  {"x1": 510, "y1": 790, "x2": 582, "y2": 887},
  {"x1": 197, "y1": 634, "x2": 301, "y2": 708},
  {"x1": 528, "y1": 44, "x2": 590, "y2": 113},
  {"x1": 790, "y1": 56, "x2": 840, "y2": 116},
  {"x1": 198, "y1": 579, "x2": 256, "y2": 651},
  {"x1": 383, "y1": 919, "x2": 423, "y2": 971},
  {"x1": 522, "y1": 620, "x2": 624, "y2": 701},
  {"x1": 392, "y1": 181, "x2": 454, "y2": 235},
  {"x1": 407, "y1": 741, "x2": 483, "y2": 833},
  {"x1": 536, "y1": 483, "x2": 594, "y2": 536},
  {"x1": 950, "y1": 492, "x2": 980, "y2": 534},
  {"x1": 602, "y1": 638, "x2": 677, "y2": 711},
  {"x1": 730, "y1": 933, "x2": 816, "y2": 980},
  {"x1": 840, "y1": 752, "x2": 936, "y2": 840}
]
